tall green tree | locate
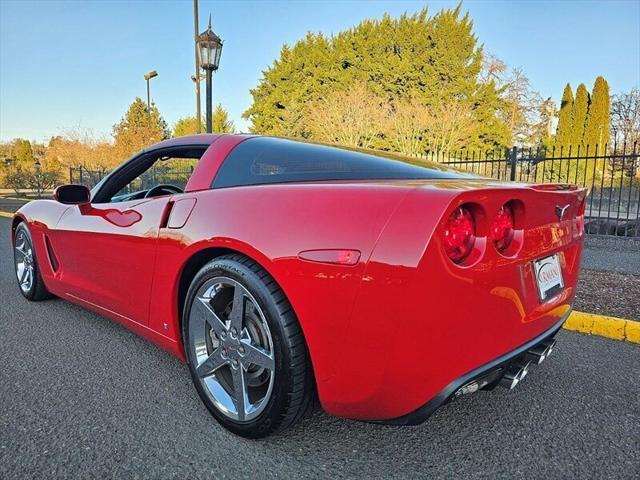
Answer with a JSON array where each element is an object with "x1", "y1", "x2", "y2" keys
[
  {"x1": 173, "y1": 116, "x2": 204, "y2": 137},
  {"x1": 173, "y1": 107, "x2": 235, "y2": 136},
  {"x1": 583, "y1": 76, "x2": 610, "y2": 153},
  {"x1": 572, "y1": 83, "x2": 590, "y2": 150},
  {"x1": 112, "y1": 97, "x2": 169, "y2": 159},
  {"x1": 13, "y1": 139, "x2": 34, "y2": 165},
  {"x1": 211, "y1": 104, "x2": 236, "y2": 133},
  {"x1": 243, "y1": 6, "x2": 509, "y2": 150},
  {"x1": 555, "y1": 83, "x2": 574, "y2": 153}
]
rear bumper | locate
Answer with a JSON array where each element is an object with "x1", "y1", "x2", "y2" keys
[{"x1": 380, "y1": 310, "x2": 570, "y2": 426}]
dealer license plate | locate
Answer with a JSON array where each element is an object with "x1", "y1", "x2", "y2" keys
[{"x1": 534, "y1": 254, "x2": 564, "y2": 302}]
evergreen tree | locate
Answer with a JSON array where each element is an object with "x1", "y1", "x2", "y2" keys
[
  {"x1": 173, "y1": 116, "x2": 204, "y2": 137},
  {"x1": 583, "y1": 76, "x2": 610, "y2": 153},
  {"x1": 555, "y1": 83, "x2": 574, "y2": 153},
  {"x1": 13, "y1": 139, "x2": 34, "y2": 165},
  {"x1": 243, "y1": 6, "x2": 509, "y2": 149},
  {"x1": 211, "y1": 104, "x2": 236, "y2": 133},
  {"x1": 173, "y1": 107, "x2": 234, "y2": 136},
  {"x1": 572, "y1": 83, "x2": 589, "y2": 149},
  {"x1": 112, "y1": 97, "x2": 169, "y2": 159}
]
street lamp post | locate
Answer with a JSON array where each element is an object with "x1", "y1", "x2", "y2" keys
[
  {"x1": 191, "y1": 73, "x2": 205, "y2": 128},
  {"x1": 197, "y1": 16, "x2": 223, "y2": 133},
  {"x1": 34, "y1": 159, "x2": 42, "y2": 199},
  {"x1": 193, "y1": 0, "x2": 202, "y2": 133},
  {"x1": 144, "y1": 70, "x2": 158, "y2": 114}
]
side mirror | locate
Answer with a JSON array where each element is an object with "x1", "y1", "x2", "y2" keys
[{"x1": 54, "y1": 184, "x2": 91, "y2": 205}]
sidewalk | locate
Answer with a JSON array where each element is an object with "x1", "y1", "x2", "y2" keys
[{"x1": 0, "y1": 188, "x2": 53, "y2": 196}]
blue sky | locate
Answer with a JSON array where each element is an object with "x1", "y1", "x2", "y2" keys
[{"x1": 1, "y1": 0, "x2": 639, "y2": 142}]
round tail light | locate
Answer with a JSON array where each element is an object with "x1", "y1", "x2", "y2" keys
[
  {"x1": 443, "y1": 207, "x2": 476, "y2": 263},
  {"x1": 491, "y1": 204, "x2": 515, "y2": 252}
]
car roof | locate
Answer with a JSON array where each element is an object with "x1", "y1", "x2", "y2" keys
[{"x1": 145, "y1": 134, "x2": 227, "y2": 151}]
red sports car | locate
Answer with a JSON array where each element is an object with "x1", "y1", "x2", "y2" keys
[{"x1": 11, "y1": 134, "x2": 586, "y2": 438}]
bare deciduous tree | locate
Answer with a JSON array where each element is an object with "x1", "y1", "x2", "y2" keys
[
  {"x1": 46, "y1": 128, "x2": 116, "y2": 169},
  {"x1": 306, "y1": 82, "x2": 476, "y2": 157},
  {"x1": 305, "y1": 82, "x2": 388, "y2": 149},
  {"x1": 481, "y1": 54, "x2": 553, "y2": 147},
  {"x1": 610, "y1": 87, "x2": 640, "y2": 178},
  {"x1": 479, "y1": 53, "x2": 507, "y2": 85},
  {"x1": 423, "y1": 101, "x2": 476, "y2": 154},
  {"x1": 500, "y1": 67, "x2": 552, "y2": 146},
  {"x1": 611, "y1": 87, "x2": 640, "y2": 147},
  {"x1": 386, "y1": 96, "x2": 429, "y2": 157}
]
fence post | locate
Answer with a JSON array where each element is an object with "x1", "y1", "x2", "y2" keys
[
  {"x1": 509, "y1": 146, "x2": 517, "y2": 181},
  {"x1": 69, "y1": 166, "x2": 73, "y2": 184},
  {"x1": 79, "y1": 166, "x2": 83, "y2": 185}
]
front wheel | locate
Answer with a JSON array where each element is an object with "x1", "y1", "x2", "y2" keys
[
  {"x1": 13, "y1": 222, "x2": 50, "y2": 301},
  {"x1": 183, "y1": 254, "x2": 315, "y2": 438}
]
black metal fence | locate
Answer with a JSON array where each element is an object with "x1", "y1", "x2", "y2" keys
[
  {"x1": 70, "y1": 142, "x2": 639, "y2": 237},
  {"x1": 423, "y1": 142, "x2": 639, "y2": 237},
  {"x1": 68, "y1": 166, "x2": 108, "y2": 189}
]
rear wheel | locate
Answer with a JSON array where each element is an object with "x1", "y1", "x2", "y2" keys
[
  {"x1": 13, "y1": 222, "x2": 50, "y2": 301},
  {"x1": 183, "y1": 254, "x2": 314, "y2": 438}
]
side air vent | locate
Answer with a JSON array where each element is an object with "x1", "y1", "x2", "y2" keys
[{"x1": 44, "y1": 235, "x2": 59, "y2": 272}]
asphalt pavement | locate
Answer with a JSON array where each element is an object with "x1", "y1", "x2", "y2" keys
[{"x1": 1, "y1": 217, "x2": 639, "y2": 479}]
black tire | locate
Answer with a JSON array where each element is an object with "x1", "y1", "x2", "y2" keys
[
  {"x1": 13, "y1": 222, "x2": 51, "y2": 301},
  {"x1": 182, "y1": 254, "x2": 315, "y2": 438}
]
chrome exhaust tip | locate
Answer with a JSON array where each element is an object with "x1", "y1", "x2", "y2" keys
[
  {"x1": 526, "y1": 339, "x2": 557, "y2": 365},
  {"x1": 499, "y1": 361, "x2": 531, "y2": 390}
]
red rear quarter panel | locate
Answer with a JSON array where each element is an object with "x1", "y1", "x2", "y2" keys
[{"x1": 326, "y1": 182, "x2": 585, "y2": 420}]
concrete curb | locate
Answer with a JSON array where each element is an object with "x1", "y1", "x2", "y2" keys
[{"x1": 564, "y1": 311, "x2": 639, "y2": 344}]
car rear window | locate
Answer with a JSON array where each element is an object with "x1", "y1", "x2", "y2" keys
[{"x1": 212, "y1": 137, "x2": 473, "y2": 188}]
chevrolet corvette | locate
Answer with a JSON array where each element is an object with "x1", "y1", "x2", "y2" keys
[{"x1": 11, "y1": 134, "x2": 586, "y2": 437}]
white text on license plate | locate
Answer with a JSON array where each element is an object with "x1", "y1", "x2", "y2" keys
[{"x1": 534, "y1": 254, "x2": 564, "y2": 302}]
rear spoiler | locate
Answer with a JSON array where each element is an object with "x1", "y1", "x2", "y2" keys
[{"x1": 528, "y1": 183, "x2": 580, "y2": 192}]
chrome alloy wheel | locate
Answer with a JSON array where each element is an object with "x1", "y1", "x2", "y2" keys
[
  {"x1": 188, "y1": 276, "x2": 275, "y2": 422},
  {"x1": 14, "y1": 229, "x2": 35, "y2": 293}
]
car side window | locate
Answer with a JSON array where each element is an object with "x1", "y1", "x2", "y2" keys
[
  {"x1": 91, "y1": 145, "x2": 209, "y2": 204},
  {"x1": 112, "y1": 157, "x2": 198, "y2": 200}
]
